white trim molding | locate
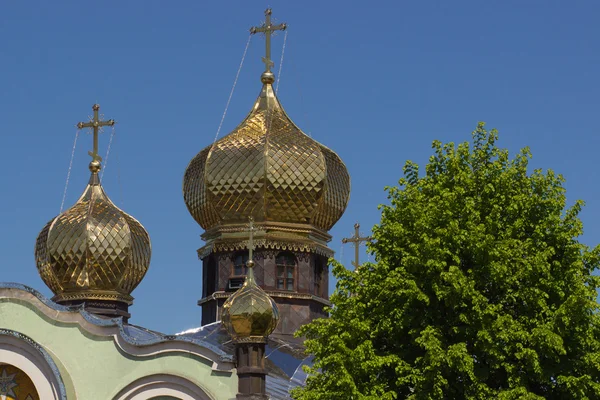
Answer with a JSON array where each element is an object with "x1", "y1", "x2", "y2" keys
[
  {"x1": 113, "y1": 374, "x2": 214, "y2": 400},
  {"x1": 0, "y1": 330, "x2": 66, "y2": 400}
]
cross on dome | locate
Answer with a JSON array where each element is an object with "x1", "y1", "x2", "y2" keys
[
  {"x1": 76, "y1": 104, "x2": 115, "y2": 167},
  {"x1": 250, "y1": 8, "x2": 287, "y2": 73}
]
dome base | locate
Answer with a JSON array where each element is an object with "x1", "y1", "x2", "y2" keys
[
  {"x1": 53, "y1": 291, "x2": 133, "y2": 322},
  {"x1": 198, "y1": 221, "x2": 334, "y2": 259},
  {"x1": 56, "y1": 298, "x2": 132, "y2": 322}
]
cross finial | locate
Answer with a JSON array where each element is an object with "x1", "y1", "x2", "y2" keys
[
  {"x1": 342, "y1": 223, "x2": 372, "y2": 269},
  {"x1": 250, "y1": 8, "x2": 287, "y2": 73},
  {"x1": 76, "y1": 104, "x2": 115, "y2": 171},
  {"x1": 247, "y1": 217, "x2": 255, "y2": 262}
]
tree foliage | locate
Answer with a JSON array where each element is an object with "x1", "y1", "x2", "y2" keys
[{"x1": 292, "y1": 123, "x2": 600, "y2": 399}]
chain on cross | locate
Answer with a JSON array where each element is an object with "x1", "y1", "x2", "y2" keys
[
  {"x1": 76, "y1": 104, "x2": 115, "y2": 165},
  {"x1": 250, "y1": 8, "x2": 287, "y2": 72}
]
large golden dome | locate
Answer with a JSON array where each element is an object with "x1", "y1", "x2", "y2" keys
[
  {"x1": 35, "y1": 166, "x2": 151, "y2": 305},
  {"x1": 183, "y1": 73, "x2": 350, "y2": 233}
]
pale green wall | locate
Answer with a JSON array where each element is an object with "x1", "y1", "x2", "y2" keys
[{"x1": 0, "y1": 299, "x2": 237, "y2": 400}]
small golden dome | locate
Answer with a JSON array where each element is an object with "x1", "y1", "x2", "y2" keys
[
  {"x1": 183, "y1": 78, "x2": 350, "y2": 232},
  {"x1": 35, "y1": 166, "x2": 151, "y2": 305},
  {"x1": 222, "y1": 259, "x2": 279, "y2": 340}
]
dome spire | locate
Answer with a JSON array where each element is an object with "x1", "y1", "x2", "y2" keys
[
  {"x1": 250, "y1": 8, "x2": 287, "y2": 84},
  {"x1": 222, "y1": 217, "x2": 279, "y2": 399},
  {"x1": 76, "y1": 103, "x2": 115, "y2": 177},
  {"x1": 222, "y1": 217, "x2": 279, "y2": 340},
  {"x1": 183, "y1": 9, "x2": 350, "y2": 241},
  {"x1": 36, "y1": 104, "x2": 150, "y2": 322}
]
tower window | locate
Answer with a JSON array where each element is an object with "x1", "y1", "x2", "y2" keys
[
  {"x1": 233, "y1": 252, "x2": 249, "y2": 276},
  {"x1": 276, "y1": 252, "x2": 296, "y2": 291},
  {"x1": 314, "y1": 255, "x2": 322, "y2": 297}
]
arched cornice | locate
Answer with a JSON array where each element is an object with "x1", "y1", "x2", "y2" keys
[
  {"x1": 113, "y1": 374, "x2": 213, "y2": 400},
  {"x1": 0, "y1": 283, "x2": 234, "y2": 372},
  {"x1": 0, "y1": 329, "x2": 67, "y2": 399}
]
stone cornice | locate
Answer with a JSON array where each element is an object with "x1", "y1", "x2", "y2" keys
[
  {"x1": 197, "y1": 237, "x2": 334, "y2": 259},
  {"x1": 201, "y1": 221, "x2": 332, "y2": 242}
]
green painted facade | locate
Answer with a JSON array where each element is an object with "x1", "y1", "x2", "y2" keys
[{"x1": 0, "y1": 290, "x2": 238, "y2": 400}]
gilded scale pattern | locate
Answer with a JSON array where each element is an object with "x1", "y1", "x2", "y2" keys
[
  {"x1": 35, "y1": 173, "x2": 151, "y2": 304},
  {"x1": 183, "y1": 82, "x2": 350, "y2": 232},
  {"x1": 222, "y1": 261, "x2": 279, "y2": 340}
]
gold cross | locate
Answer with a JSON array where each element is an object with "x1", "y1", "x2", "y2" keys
[
  {"x1": 76, "y1": 104, "x2": 115, "y2": 163},
  {"x1": 247, "y1": 217, "x2": 256, "y2": 261},
  {"x1": 250, "y1": 8, "x2": 287, "y2": 72},
  {"x1": 342, "y1": 223, "x2": 372, "y2": 269}
]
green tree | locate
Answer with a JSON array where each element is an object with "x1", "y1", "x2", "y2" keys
[{"x1": 293, "y1": 123, "x2": 600, "y2": 400}]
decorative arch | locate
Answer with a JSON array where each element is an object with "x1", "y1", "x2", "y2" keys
[
  {"x1": 0, "y1": 330, "x2": 66, "y2": 400},
  {"x1": 113, "y1": 374, "x2": 213, "y2": 400}
]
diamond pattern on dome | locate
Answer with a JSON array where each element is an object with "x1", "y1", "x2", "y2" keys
[
  {"x1": 182, "y1": 83, "x2": 350, "y2": 232},
  {"x1": 312, "y1": 146, "x2": 351, "y2": 230},
  {"x1": 35, "y1": 220, "x2": 63, "y2": 294},
  {"x1": 122, "y1": 213, "x2": 151, "y2": 293},
  {"x1": 183, "y1": 147, "x2": 221, "y2": 229},
  {"x1": 34, "y1": 177, "x2": 151, "y2": 301},
  {"x1": 266, "y1": 107, "x2": 326, "y2": 223},
  {"x1": 206, "y1": 118, "x2": 267, "y2": 223},
  {"x1": 222, "y1": 267, "x2": 279, "y2": 339}
]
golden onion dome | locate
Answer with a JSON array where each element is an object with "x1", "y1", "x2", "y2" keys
[
  {"x1": 183, "y1": 72, "x2": 350, "y2": 232},
  {"x1": 221, "y1": 259, "x2": 279, "y2": 339},
  {"x1": 35, "y1": 161, "x2": 151, "y2": 305}
]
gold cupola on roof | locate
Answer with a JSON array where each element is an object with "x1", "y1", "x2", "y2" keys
[
  {"x1": 35, "y1": 105, "x2": 151, "y2": 319},
  {"x1": 222, "y1": 218, "x2": 279, "y2": 339},
  {"x1": 183, "y1": 11, "x2": 350, "y2": 238}
]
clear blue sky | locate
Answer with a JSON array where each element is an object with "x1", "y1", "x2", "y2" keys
[{"x1": 1, "y1": 1, "x2": 598, "y2": 334}]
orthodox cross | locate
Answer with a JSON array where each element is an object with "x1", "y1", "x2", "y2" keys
[
  {"x1": 76, "y1": 104, "x2": 115, "y2": 163},
  {"x1": 342, "y1": 223, "x2": 372, "y2": 269},
  {"x1": 250, "y1": 8, "x2": 287, "y2": 72}
]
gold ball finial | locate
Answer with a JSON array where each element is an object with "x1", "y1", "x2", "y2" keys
[
  {"x1": 92, "y1": 104, "x2": 100, "y2": 111},
  {"x1": 221, "y1": 260, "x2": 279, "y2": 340},
  {"x1": 89, "y1": 160, "x2": 101, "y2": 172},
  {"x1": 261, "y1": 71, "x2": 275, "y2": 84}
]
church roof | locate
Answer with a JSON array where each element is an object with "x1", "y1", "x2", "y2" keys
[
  {"x1": 178, "y1": 323, "x2": 310, "y2": 399},
  {"x1": 0, "y1": 282, "x2": 309, "y2": 399}
]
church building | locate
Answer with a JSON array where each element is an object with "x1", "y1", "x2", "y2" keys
[{"x1": 0, "y1": 8, "x2": 349, "y2": 400}]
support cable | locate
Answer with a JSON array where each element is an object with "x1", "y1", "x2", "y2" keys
[
  {"x1": 60, "y1": 130, "x2": 81, "y2": 213},
  {"x1": 275, "y1": 30, "x2": 288, "y2": 93},
  {"x1": 212, "y1": 34, "x2": 252, "y2": 146},
  {"x1": 100, "y1": 125, "x2": 116, "y2": 182}
]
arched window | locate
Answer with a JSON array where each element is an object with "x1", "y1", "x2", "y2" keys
[
  {"x1": 0, "y1": 363, "x2": 40, "y2": 399},
  {"x1": 0, "y1": 330, "x2": 67, "y2": 400},
  {"x1": 233, "y1": 252, "x2": 249, "y2": 277},
  {"x1": 276, "y1": 252, "x2": 296, "y2": 291}
]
